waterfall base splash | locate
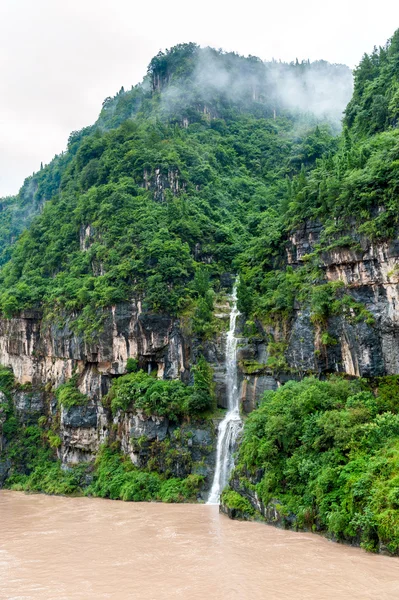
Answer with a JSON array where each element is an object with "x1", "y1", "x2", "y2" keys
[{"x1": 207, "y1": 410, "x2": 242, "y2": 504}]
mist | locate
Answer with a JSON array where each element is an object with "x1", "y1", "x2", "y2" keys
[
  {"x1": 160, "y1": 47, "x2": 353, "y2": 126},
  {"x1": 1, "y1": 0, "x2": 397, "y2": 197}
]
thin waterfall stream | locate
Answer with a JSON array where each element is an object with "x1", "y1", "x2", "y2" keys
[{"x1": 207, "y1": 282, "x2": 242, "y2": 504}]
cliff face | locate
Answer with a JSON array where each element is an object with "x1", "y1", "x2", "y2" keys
[
  {"x1": 286, "y1": 223, "x2": 399, "y2": 377},
  {"x1": 0, "y1": 302, "x2": 218, "y2": 486},
  {"x1": 0, "y1": 302, "x2": 189, "y2": 390},
  {"x1": 2, "y1": 225, "x2": 399, "y2": 468},
  {"x1": 1, "y1": 223, "x2": 399, "y2": 486},
  {"x1": 0, "y1": 289, "x2": 272, "y2": 486},
  {"x1": 232, "y1": 225, "x2": 399, "y2": 408}
]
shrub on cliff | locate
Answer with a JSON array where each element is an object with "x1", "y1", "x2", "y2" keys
[
  {"x1": 107, "y1": 356, "x2": 214, "y2": 420},
  {"x1": 0, "y1": 365, "x2": 14, "y2": 394},
  {"x1": 55, "y1": 374, "x2": 88, "y2": 409},
  {"x1": 229, "y1": 376, "x2": 399, "y2": 554},
  {"x1": 85, "y1": 446, "x2": 203, "y2": 502},
  {"x1": 108, "y1": 366, "x2": 213, "y2": 420},
  {"x1": 9, "y1": 461, "x2": 86, "y2": 495}
]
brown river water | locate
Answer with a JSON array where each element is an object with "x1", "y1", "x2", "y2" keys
[{"x1": 1, "y1": 491, "x2": 399, "y2": 600}]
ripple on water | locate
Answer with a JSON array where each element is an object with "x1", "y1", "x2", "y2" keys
[{"x1": 1, "y1": 491, "x2": 399, "y2": 600}]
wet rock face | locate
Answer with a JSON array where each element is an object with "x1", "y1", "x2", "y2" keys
[
  {"x1": 13, "y1": 391, "x2": 46, "y2": 424},
  {"x1": 0, "y1": 299, "x2": 221, "y2": 486},
  {"x1": 54, "y1": 400, "x2": 217, "y2": 485},
  {"x1": 129, "y1": 414, "x2": 169, "y2": 442},
  {"x1": 0, "y1": 392, "x2": 6, "y2": 454},
  {"x1": 1, "y1": 222, "x2": 399, "y2": 475},
  {"x1": 0, "y1": 458, "x2": 10, "y2": 488},
  {"x1": 0, "y1": 302, "x2": 189, "y2": 395},
  {"x1": 53, "y1": 407, "x2": 217, "y2": 492},
  {"x1": 59, "y1": 404, "x2": 105, "y2": 464},
  {"x1": 226, "y1": 225, "x2": 399, "y2": 411},
  {"x1": 203, "y1": 336, "x2": 227, "y2": 408},
  {"x1": 143, "y1": 167, "x2": 184, "y2": 202},
  {"x1": 224, "y1": 471, "x2": 297, "y2": 528},
  {"x1": 240, "y1": 375, "x2": 278, "y2": 413},
  {"x1": 284, "y1": 223, "x2": 399, "y2": 378},
  {"x1": 62, "y1": 405, "x2": 98, "y2": 429}
]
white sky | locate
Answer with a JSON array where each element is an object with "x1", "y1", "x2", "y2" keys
[{"x1": 0, "y1": 0, "x2": 398, "y2": 197}]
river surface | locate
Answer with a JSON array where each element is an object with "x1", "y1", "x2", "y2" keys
[{"x1": 1, "y1": 491, "x2": 399, "y2": 600}]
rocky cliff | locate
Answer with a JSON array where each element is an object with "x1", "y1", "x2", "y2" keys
[
  {"x1": 286, "y1": 222, "x2": 399, "y2": 376},
  {"x1": 0, "y1": 301, "x2": 224, "y2": 494},
  {"x1": 2, "y1": 223, "x2": 399, "y2": 478},
  {"x1": 231, "y1": 224, "x2": 399, "y2": 413}
]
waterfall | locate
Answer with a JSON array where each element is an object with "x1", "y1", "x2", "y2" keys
[{"x1": 207, "y1": 282, "x2": 242, "y2": 504}]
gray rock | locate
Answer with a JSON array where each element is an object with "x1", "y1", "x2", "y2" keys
[
  {"x1": 14, "y1": 390, "x2": 46, "y2": 423},
  {"x1": 62, "y1": 405, "x2": 98, "y2": 428},
  {"x1": 286, "y1": 309, "x2": 317, "y2": 373},
  {"x1": 240, "y1": 375, "x2": 278, "y2": 413},
  {"x1": 183, "y1": 427, "x2": 213, "y2": 446},
  {"x1": 130, "y1": 414, "x2": 169, "y2": 441},
  {"x1": 0, "y1": 459, "x2": 11, "y2": 488},
  {"x1": 236, "y1": 343, "x2": 257, "y2": 361}
]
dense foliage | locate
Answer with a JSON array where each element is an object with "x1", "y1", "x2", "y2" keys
[
  {"x1": 84, "y1": 446, "x2": 203, "y2": 502},
  {"x1": 238, "y1": 30, "x2": 399, "y2": 322},
  {"x1": 106, "y1": 356, "x2": 215, "y2": 419},
  {"x1": 0, "y1": 368, "x2": 208, "y2": 502},
  {"x1": 225, "y1": 376, "x2": 399, "y2": 553},
  {"x1": 2, "y1": 32, "x2": 399, "y2": 544},
  {"x1": 9, "y1": 446, "x2": 203, "y2": 503},
  {"x1": 56, "y1": 373, "x2": 89, "y2": 409},
  {"x1": 0, "y1": 44, "x2": 350, "y2": 338},
  {"x1": 0, "y1": 35, "x2": 396, "y2": 334}
]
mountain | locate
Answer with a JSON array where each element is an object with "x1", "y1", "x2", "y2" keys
[
  {"x1": 1, "y1": 32, "x2": 399, "y2": 552},
  {"x1": 0, "y1": 45, "x2": 352, "y2": 325},
  {"x1": 222, "y1": 30, "x2": 399, "y2": 554}
]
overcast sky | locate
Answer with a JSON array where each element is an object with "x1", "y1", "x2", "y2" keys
[{"x1": 1, "y1": 0, "x2": 398, "y2": 197}]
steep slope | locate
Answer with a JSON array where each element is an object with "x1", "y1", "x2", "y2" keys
[
  {"x1": 0, "y1": 46, "x2": 351, "y2": 326},
  {"x1": 222, "y1": 30, "x2": 399, "y2": 555},
  {"x1": 237, "y1": 29, "x2": 399, "y2": 386},
  {"x1": 0, "y1": 46, "x2": 352, "y2": 395},
  {"x1": 0, "y1": 43, "x2": 356, "y2": 497}
]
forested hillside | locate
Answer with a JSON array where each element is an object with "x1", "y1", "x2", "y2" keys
[
  {"x1": 0, "y1": 44, "x2": 351, "y2": 337},
  {"x1": 238, "y1": 30, "x2": 399, "y2": 324},
  {"x1": 2, "y1": 31, "x2": 399, "y2": 553},
  {"x1": 222, "y1": 31, "x2": 399, "y2": 554}
]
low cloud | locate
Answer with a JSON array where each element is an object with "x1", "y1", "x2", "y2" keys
[{"x1": 160, "y1": 47, "x2": 353, "y2": 126}]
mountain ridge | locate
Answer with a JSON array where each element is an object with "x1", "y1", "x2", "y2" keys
[{"x1": 1, "y1": 32, "x2": 399, "y2": 554}]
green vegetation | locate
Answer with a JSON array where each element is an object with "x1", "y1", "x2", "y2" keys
[
  {"x1": 10, "y1": 461, "x2": 88, "y2": 495},
  {"x1": 238, "y1": 30, "x2": 399, "y2": 326},
  {"x1": 126, "y1": 358, "x2": 138, "y2": 373},
  {"x1": 2, "y1": 381, "x2": 209, "y2": 500},
  {"x1": 1, "y1": 406, "x2": 53, "y2": 482},
  {"x1": 226, "y1": 377, "x2": 399, "y2": 554},
  {"x1": 2, "y1": 379, "x2": 208, "y2": 502},
  {"x1": 9, "y1": 446, "x2": 203, "y2": 502},
  {"x1": 55, "y1": 373, "x2": 88, "y2": 409},
  {"x1": 0, "y1": 35, "x2": 396, "y2": 342},
  {"x1": 0, "y1": 362, "x2": 212, "y2": 502},
  {"x1": 106, "y1": 356, "x2": 214, "y2": 419},
  {"x1": 0, "y1": 365, "x2": 15, "y2": 393},
  {"x1": 220, "y1": 489, "x2": 255, "y2": 516},
  {"x1": 0, "y1": 44, "x2": 349, "y2": 339},
  {"x1": 85, "y1": 445, "x2": 203, "y2": 502},
  {"x1": 1, "y1": 31, "x2": 399, "y2": 548}
]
